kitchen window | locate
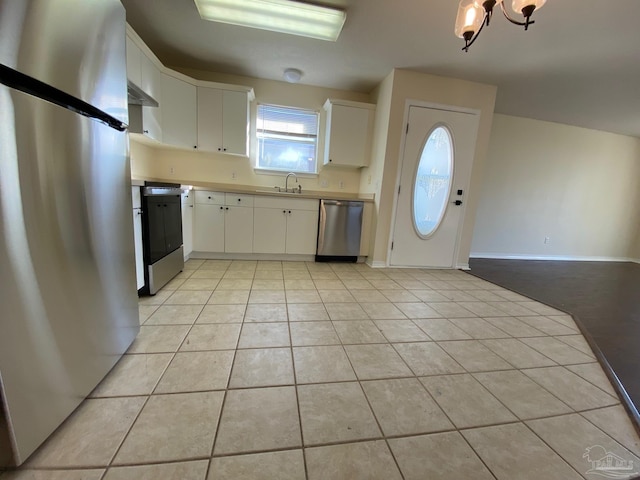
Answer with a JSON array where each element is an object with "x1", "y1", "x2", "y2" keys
[{"x1": 256, "y1": 104, "x2": 319, "y2": 174}]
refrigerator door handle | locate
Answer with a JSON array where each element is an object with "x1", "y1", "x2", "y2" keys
[{"x1": 0, "y1": 64, "x2": 127, "y2": 132}]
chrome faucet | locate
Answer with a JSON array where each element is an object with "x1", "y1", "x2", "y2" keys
[{"x1": 285, "y1": 172, "x2": 298, "y2": 192}]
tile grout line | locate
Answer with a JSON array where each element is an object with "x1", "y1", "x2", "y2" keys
[
  {"x1": 203, "y1": 262, "x2": 239, "y2": 480},
  {"x1": 287, "y1": 264, "x2": 311, "y2": 480}
]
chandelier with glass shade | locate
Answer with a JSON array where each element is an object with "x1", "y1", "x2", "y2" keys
[{"x1": 455, "y1": 0, "x2": 547, "y2": 52}]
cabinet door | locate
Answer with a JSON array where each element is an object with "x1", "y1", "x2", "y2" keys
[
  {"x1": 141, "y1": 57, "x2": 162, "y2": 141},
  {"x1": 182, "y1": 191, "x2": 194, "y2": 258},
  {"x1": 325, "y1": 104, "x2": 372, "y2": 167},
  {"x1": 194, "y1": 203, "x2": 225, "y2": 252},
  {"x1": 195, "y1": 190, "x2": 225, "y2": 205},
  {"x1": 182, "y1": 200, "x2": 193, "y2": 259},
  {"x1": 140, "y1": 54, "x2": 161, "y2": 102},
  {"x1": 286, "y1": 209, "x2": 319, "y2": 255},
  {"x1": 225, "y1": 206, "x2": 253, "y2": 253},
  {"x1": 253, "y1": 208, "x2": 286, "y2": 254},
  {"x1": 132, "y1": 208, "x2": 144, "y2": 290},
  {"x1": 197, "y1": 87, "x2": 223, "y2": 153},
  {"x1": 222, "y1": 90, "x2": 249, "y2": 156},
  {"x1": 161, "y1": 74, "x2": 197, "y2": 150},
  {"x1": 126, "y1": 35, "x2": 142, "y2": 87}
]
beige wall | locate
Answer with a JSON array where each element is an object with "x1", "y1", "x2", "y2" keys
[
  {"x1": 359, "y1": 70, "x2": 395, "y2": 257},
  {"x1": 130, "y1": 68, "x2": 371, "y2": 194},
  {"x1": 471, "y1": 114, "x2": 640, "y2": 260},
  {"x1": 368, "y1": 69, "x2": 497, "y2": 267}
]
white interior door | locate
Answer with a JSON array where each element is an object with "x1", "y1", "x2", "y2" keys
[{"x1": 390, "y1": 105, "x2": 479, "y2": 268}]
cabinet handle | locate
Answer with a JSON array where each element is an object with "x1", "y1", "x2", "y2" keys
[
  {"x1": 238, "y1": 198, "x2": 241, "y2": 202},
  {"x1": 143, "y1": 129, "x2": 149, "y2": 134},
  {"x1": 225, "y1": 207, "x2": 229, "y2": 210},
  {"x1": 189, "y1": 205, "x2": 193, "y2": 208},
  {"x1": 329, "y1": 159, "x2": 332, "y2": 162},
  {"x1": 208, "y1": 196, "x2": 212, "y2": 199},
  {"x1": 218, "y1": 147, "x2": 222, "y2": 151},
  {"x1": 194, "y1": 146, "x2": 197, "y2": 149},
  {"x1": 288, "y1": 210, "x2": 292, "y2": 214},
  {"x1": 282, "y1": 210, "x2": 286, "y2": 214},
  {"x1": 223, "y1": 148, "x2": 227, "y2": 152},
  {"x1": 136, "y1": 211, "x2": 142, "y2": 215},
  {"x1": 220, "y1": 206, "x2": 224, "y2": 210}
]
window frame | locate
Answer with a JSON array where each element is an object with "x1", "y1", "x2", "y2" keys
[{"x1": 254, "y1": 103, "x2": 320, "y2": 175}]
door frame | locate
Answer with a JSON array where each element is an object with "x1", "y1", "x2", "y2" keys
[{"x1": 387, "y1": 99, "x2": 480, "y2": 268}]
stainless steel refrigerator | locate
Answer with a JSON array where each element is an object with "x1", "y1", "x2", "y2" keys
[{"x1": 0, "y1": 0, "x2": 139, "y2": 466}]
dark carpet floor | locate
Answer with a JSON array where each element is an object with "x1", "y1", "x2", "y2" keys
[{"x1": 467, "y1": 258, "x2": 640, "y2": 427}]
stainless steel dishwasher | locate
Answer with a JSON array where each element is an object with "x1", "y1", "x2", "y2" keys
[{"x1": 316, "y1": 199, "x2": 364, "y2": 262}]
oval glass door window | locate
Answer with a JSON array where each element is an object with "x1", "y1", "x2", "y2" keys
[{"x1": 413, "y1": 125, "x2": 453, "y2": 238}]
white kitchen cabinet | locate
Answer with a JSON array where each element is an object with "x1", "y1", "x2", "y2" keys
[
  {"x1": 193, "y1": 191, "x2": 254, "y2": 253},
  {"x1": 131, "y1": 187, "x2": 144, "y2": 290},
  {"x1": 323, "y1": 99, "x2": 375, "y2": 168},
  {"x1": 253, "y1": 196, "x2": 319, "y2": 255},
  {"x1": 224, "y1": 206, "x2": 253, "y2": 253},
  {"x1": 253, "y1": 208, "x2": 287, "y2": 254},
  {"x1": 126, "y1": 36, "x2": 142, "y2": 88},
  {"x1": 195, "y1": 190, "x2": 225, "y2": 205},
  {"x1": 181, "y1": 190, "x2": 194, "y2": 259},
  {"x1": 286, "y1": 209, "x2": 319, "y2": 254},
  {"x1": 162, "y1": 74, "x2": 197, "y2": 150},
  {"x1": 197, "y1": 87, "x2": 250, "y2": 156},
  {"x1": 194, "y1": 203, "x2": 225, "y2": 252}
]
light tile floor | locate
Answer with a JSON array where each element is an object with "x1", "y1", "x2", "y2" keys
[{"x1": 3, "y1": 260, "x2": 640, "y2": 480}]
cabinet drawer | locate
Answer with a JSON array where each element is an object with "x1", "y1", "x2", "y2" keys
[
  {"x1": 225, "y1": 193, "x2": 254, "y2": 207},
  {"x1": 195, "y1": 190, "x2": 225, "y2": 205},
  {"x1": 254, "y1": 196, "x2": 319, "y2": 211},
  {"x1": 181, "y1": 190, "x2": 194, "y2": 206}
]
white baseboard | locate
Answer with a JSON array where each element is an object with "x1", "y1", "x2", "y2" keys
[
  {"x1": 456, "y1": 263, "x2": 470, "y2": 270},
  {"x1": 470, "y1": 253, "x2": 637, "y2": 263},
  {"x1": 189, "y1": 251, "x2": 315, "y2": 262},
  {"x1": 367, "y1": 260, "x2": 386, "y2": 268}
]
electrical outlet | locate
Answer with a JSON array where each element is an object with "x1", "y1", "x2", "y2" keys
[
  {"x1": 170, "y1": 166, "x2": 175, "y2": 174},
  {"x1": 367, "y1": 175, "x2": 372, "y2": 185},
  {"x1": 544, "y1": 236, "x2": 550, "y2": 244},
  {"x1": 320, "y1": 179, "x2": 329, "y2": 188},
  {"x1": 231, "y1": 171, "x2": 237, "y2": 180},
  {"x1": 339, "y1": 180, "x2": 345, "y2": 189}
]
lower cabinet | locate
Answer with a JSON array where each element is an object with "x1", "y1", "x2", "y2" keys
[
  {"x1": 224, "y1": 205, "x2": 253, "y2": 253},
  {"x1": 192, "y1": 192, "x2": 319, "y2": 256},
  {"x1": 253, "y1": 197, "x2": 319, "y2": 255},
  {"x1": 253, "y1": 208, "x2": 287, "y2": 254},
  {"x1": 194, "y1": 203, "x2": 225, "y2": 252},
  {"x1": 132, "y1": 187, "x2": 144, "y2": 290},
  {"x1": 193, "y1": 192, "x2": 254, "y2": 253},
  {"x1": 181, "y1": 190, "x2": 194, "y2": 259}
]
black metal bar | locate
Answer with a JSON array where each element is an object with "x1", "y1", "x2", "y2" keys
[{"x1": 0, "y1": 64, "x2": 127, "y2": 132}]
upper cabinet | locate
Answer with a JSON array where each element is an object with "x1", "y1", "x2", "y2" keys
[
  {"x1": 161, "y1": 73, "x2": 197, "y2": 150},
  {"x1": 197, "y1": 87, "x2": 250, "y2": 156},
  {"x1": 126, "y1": 29, "x2": 162, "y2": 141},
  {"x1": 126, "y1": 25, "x2": 253, "y2": 156},
  {"x1": 323, "y1": 99, "x2": 375, "y2": 168},
  {"x1": 125, "y1": 35, "x2": 142, "y2": 88}
]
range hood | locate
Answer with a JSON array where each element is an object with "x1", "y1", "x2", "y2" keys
[{"x1": 127, "y1": 81, "x2": 158, "y2": 107}]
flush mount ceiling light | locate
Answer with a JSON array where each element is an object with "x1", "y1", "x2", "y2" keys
[
  {"x1": 194, "y1": 0, "x2": 347, "y2": 42},
  {"x1": 283, "y1": 68, "x2": 303, "y2": 83},
  {"x1": 455, "y1": 0, "x2": 547, "y2": 52}
]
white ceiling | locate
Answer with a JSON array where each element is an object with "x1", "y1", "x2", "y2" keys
[{"x1": 121, "y1": 0, "x2": 640, "y2": 138}]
